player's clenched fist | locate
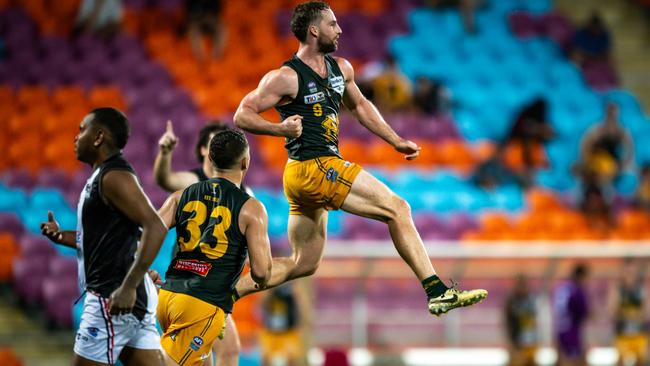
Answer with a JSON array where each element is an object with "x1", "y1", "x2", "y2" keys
[
  {"x1": 280, "y1": 114, "x2": 303, "y2": 138},
  {"x1": 394, "y1": 138, "x2": 421, "y2": 160}
]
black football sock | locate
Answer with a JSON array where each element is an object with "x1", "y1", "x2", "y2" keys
[{"x1": 422, "y1": 275, "x2": 448, "y2": 299}]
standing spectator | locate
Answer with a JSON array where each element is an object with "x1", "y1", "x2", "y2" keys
[
  {"x1": 577, "y1": 170, "x2": 613, "y2": 236},
  {"x1": 554, "y1": 263, "x2": 590, "y2": 366},
  {"x1": 73, "y1": 0, "x2": 123, "y2": 40},
  {"x1": 504, "y1": 98, "x2": 554, "y2": 175},
  {"x1": 186, "y1": 0, "x2": 226, "y2": 61},
  {"x1": 634, "y1": 164, "x2": 650, "y2": 212},
  {"x1": 578, "y1": 103, "x2": 634, "y2": 184},
  {"x1": 371, "y1": 55, "x2": 412, "y2": 112},
  {"x1": 608, "y1": 259, "x2": 648, "y2": 366},
  {"x1": 505, "y1": 275, "x2": 540, "y2": 366},
  {"x1": 571, "y1": 12, "x2": 613, "y2": 66}
]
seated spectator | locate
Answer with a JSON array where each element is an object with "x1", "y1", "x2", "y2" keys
[
  {"x1": 413, "y1": 77, "x2": 451, "y2": 116},
  {"x1": 504, "y1": 98, "x2": 554, "y2": 174},
  {"x1": 578, "y1": 103, "x2": 634, "y2": 184},
  {"x1": 371, "y1": 56, "x2": 412, "y2": 112},
  {"x1": 186, "y1": 0, "x2": 225, "y2": 61},
  {"x1": 634, "y1": 164, "x2": 650, "y2": 212},
  {"x1": 72, "y1": 0, "x2": 123, "y2": 40},
  {"x1": 472, "y1": 147, "x2": 529, "y2": 190},
  {"x1": 571, "y1": 12, "x2": 612, "y2": 66}
]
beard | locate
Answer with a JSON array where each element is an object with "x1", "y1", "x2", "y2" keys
[{"x1": 317, "y1": 36, "x2": 337, "y2": 54}]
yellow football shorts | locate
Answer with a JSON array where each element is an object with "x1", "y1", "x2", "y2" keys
[
  {"x1": 616, "y1": 334, "x2": 648, "y2": 361},
  {"x1": 157, "y1": 289, "x2": 227, "y2": 366},
  {"x1": 260, "y1": 329, "x2": 303, "y2": 360},
  {"x1": 283, "y1": 156, "x2": 362, "y2": 215}
]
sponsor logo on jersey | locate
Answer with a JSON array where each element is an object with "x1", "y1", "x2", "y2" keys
[
  {"x1": 304, "y1": 92, "x2": 325, "y2": 104},
  {"x1": 329, "y1": 76, "x2": 345, "y2": 95},
  {"x1": 190, "y1": 336, "x2": 204, "y2": 351},
  {"x1": 326, "y1": 168, "x2": 339, "y2": 183},
  {"x1": 173, "y1": 259, "x2": 212, "y2": 277},
  {"x1": 343, "y1": 161, "x2": 351, "y2": 167},
  {"x1": 170, "y1": 332, "x2": 177, "y2": 341}
]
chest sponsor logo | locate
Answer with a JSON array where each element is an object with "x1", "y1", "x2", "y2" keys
[
  {"x1": 87, "y1": 327, "x2": 99, "y2": 338},
  {"x1": 304, "y1": 92, "x2": 325, "y2": 104},
  {"x1": 173, "y1": 259, "x2": 212, "y2": 277}
]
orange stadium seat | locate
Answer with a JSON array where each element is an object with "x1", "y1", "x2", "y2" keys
[
  {"x1": 480, "y1": 212, "x2": 512, "y2": 233},
  {"x1": 52, "y1": 86, "x2": 87, "y2": 112},
  {"x1": 526, "y1": 188, "x2": 562, "y2": 212},
  {"x1": 0, "y1": 348, "x2": 23, "y2": 366},
  {"x1": 15, "y1": 86, "x2": 50, "y2": 112},
  {"x1": 0, "y1": 233, "x2": 19, "y2": 282},
  {"x1": 89, "y1": 87, "x2": 127, "y2": 111}
]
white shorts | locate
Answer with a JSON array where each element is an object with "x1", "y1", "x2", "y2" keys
[{"x1": 74, "y1": 276, "x2": 161, "y2": 364}]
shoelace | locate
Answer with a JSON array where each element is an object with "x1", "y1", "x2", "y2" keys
[{"x1": 446, "y1": 279, "x2": 460, "y2": 294}]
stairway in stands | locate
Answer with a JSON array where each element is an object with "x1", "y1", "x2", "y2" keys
[
  {"x1": 0, "y1": 292, "x2": 72, "y2": 366},
  {"x1": 556, "y1": 0, "x2": 650, "y2": 110}
]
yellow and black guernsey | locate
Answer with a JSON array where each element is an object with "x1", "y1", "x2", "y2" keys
[
  {"x1": 276, "y1": 54, "x2": 346, "y2": 160},
  {"x1": 162, "y1": 178, "x2": 251, "y2": 313}
]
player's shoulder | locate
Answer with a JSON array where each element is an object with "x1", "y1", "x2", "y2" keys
[
  {"x1": 332, "y1": 56, "x2": 354, "y2": 78},
  {"x1": 259, "y1": 66, "x2": 299, "y2": 94},
  {"x1": 239, "y1": 197, "x2": 267, "y2": 221}
]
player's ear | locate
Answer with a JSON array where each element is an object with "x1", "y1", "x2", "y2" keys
[
  {"x1": 308, "y1": 23, "x2": 319, "y2": 39},
  {"x1": 241, "y1": 155, "x2": 250, "y2": 172},
  {"x1": 94, "y1": 127, "x2": 104, "y2": 147}
]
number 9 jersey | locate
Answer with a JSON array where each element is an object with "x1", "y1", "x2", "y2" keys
[{"x1": 162, "y1": 178, "x2": 251, "y2": 313}]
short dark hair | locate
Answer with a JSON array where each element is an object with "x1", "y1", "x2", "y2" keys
[
  {"x1": 90, "y1": 107, "x2": 130, "y2": 149},
  {"x1": 195, "y1": 122, "x2": 228, "y2": 163},
  {"x1": 291, "y1": 1, "x2": 330, "y2": 42},
  {"x1": 209, "y1": 129, "x2": 249, "y2": 170}
]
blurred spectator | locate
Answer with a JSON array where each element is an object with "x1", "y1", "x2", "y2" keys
[
  {"x1": 371, "y1": 55, "x2": 412, "y2": 112},
  {"x1": 578, "y1": 103, "x2": 634, "y2": 184},
  {"x1": 504, "y1": 274, "x2": 540, "y2": 366},
  {"x1": 72, "y1": 0, "x2": 123, "y2": 40},
  {"x1": 554, "y1": 263, "x2": 590, "y2": 366},
  {"x1": 608, "y1": 258, "x2": 648, "y2": 366},
  {"x1": 504, "y1": 98, "x2": 554, "y2": 174},
  {"x1": 571, "y1": 12, "x2": 612, "y2": 66},
  {"x1": 0, "y1": 39, "x2": 5, "y2": 60},
  {"x1": 186, "y1": 0, "x2": 226, "y2": 61},
  {"x1": 260, "y1": 282, "x2": 309, "y2": 366},
  {"x1": 425, "y1": 0, "x2": 482, "y2": 33},
  {"x1": 472, "y1": 147, "x2": 529, "y2": 190},
  {"x1": 634, "y1": 164, "x2": 650, "y2": 212},
  {"x1": 578, "y1": 170, "x2": 613, "y2": 235},
  {"x1": 413, "y1": 77, "x2": 451, "y2": 116}
]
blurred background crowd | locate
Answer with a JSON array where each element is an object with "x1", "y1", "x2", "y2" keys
[{"x1": 1, "y1": 0, "x2": 650, "y2": 365}]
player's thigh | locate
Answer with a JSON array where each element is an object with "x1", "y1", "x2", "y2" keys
[
  {"x1": 340, "y1": 169, "x2": 402, "y2": 221},
  {"x1": 119, "y1": 347, "x2": 166, "y2": 366},
  {"x1": 287, "y1": 208, "x2": 327, "y2": 263},
  {"x1": 212, "y1": 316, "x2": 240, "y2": 366}
]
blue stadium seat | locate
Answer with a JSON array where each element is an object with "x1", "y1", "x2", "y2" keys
[{"x1": 0, "y1": 185, "x2": 28, "y2": 213}]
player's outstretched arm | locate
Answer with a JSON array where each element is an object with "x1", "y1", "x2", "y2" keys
[
  {"x1": 337, "y1": 57, "x2": 421, "y2": 160},
  {"x1": 40, "y1": 211, "x2": 76, "y2": 248},
  {"x1": 239, "y1": 198, "x2": 272, "y2": 289},
  {"x1": 101, "y1": 170, "x2": 168, "y2": 315},
  {"x1": 153, "y1": 120, "x2": 200, "y2": 192},
  {"x1": 157, "y1": 189, "x2": 183, "y2": 228},
  {"x1": 234, "y1": 67, "x2": 303, "y2": 139}
]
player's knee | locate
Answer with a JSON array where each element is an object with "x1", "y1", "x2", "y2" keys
[
  {"x1": 387, "y1": 195, "x2": 411, "y2": 221},
  {"x1": 293, "y1": 259, "x2": 319, "y2": 278}
]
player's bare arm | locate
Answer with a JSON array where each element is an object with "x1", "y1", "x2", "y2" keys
[
  {"x1": 40, "y1": 211, "x2": 77, "y2": 248},
  {"x1": 154, "y1": 120, "x2": 200, "y2": 192},
  {"x1": 239, "y1": 198, "x2": 272, "y2": 289},
  {"x1": 234, "y1": 67, "x2": 303, "y2": 138},
  {"x1": 101, "y1": 170, "x2": 168, "y2": 315},
  {"x1": 157, "y1": 189, "x2": 183, "y2": 228},
  {"x1": 336, "y1": 57, "x2": 421, "y2": 160}
]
